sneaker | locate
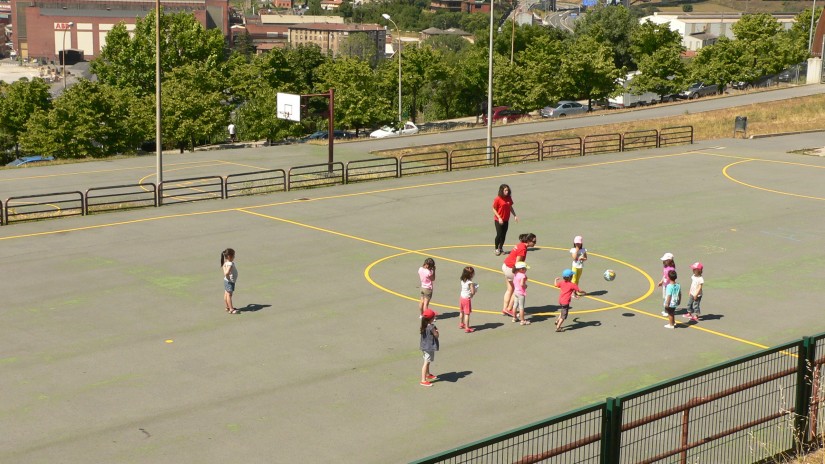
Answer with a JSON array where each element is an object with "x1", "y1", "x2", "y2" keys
[
  {"x1": 664, "y1": 324, "x2": 675, "y2": 329},
  {"x1": 494, "y1": 249, "x2": 502, "y2": 256},
  {"x1": 464, "y1": 328, "x2": 475, "y2": 333},
  {"x1": 690, "y1": 315, "x2": 699, "y2": 322},
  {"x1": 420, "y1": 381, "x2": 433, "y2": 387},
  {"x1": 503, "y1": 310, "x2": 514, "y2": 317},
  {"x1": 458, "y1": 323, "x2": 465, "y2": 329},
  {"x1": 682, "y1": 313, "x2": 692, "y2": 319},
  {"x1": 426, "y1": 374, "x2": 438, "y2": 380},
  {"x1": 661, "y1": 311, "x2": 668, "y2": 317}
]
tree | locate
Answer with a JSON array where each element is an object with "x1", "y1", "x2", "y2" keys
[
  {"x1": 0, "y1": 77, "x2": 52, "y2": 153},
  {"x1": 234, "y1": 87, "x2": 304, "y2": 144},
  {"x1": 316, "y1": 57, "x2": 390, "y2": 133},
  {"x1": 689, "y1": 37, "x2": 748, "y2": 88},
  {"x1": 232, "y1": 29, "x2": 257, "y2": 57},
  {"x1": 557, "y1": 35, "x2": 621, "y2": 108},
  {"x1": 510, "y1": 35, "x2": 566, "y2": 110},
  {"x1": 574, "y1": 4, "x2": 638, "y2": 70},
  {"x1": 19, "y1": 81, "x2": 150, "y2": 158},
  {"x1": 90, "y1": 9, "x2": 226, "y2": 95},
  {"x1": 629, "y1": 21, "x2": 686, "y2": 98},
  {"x1": 393, "y1": 45, "x2": 448, "y2": 123},
  {"x1": 732, "y1": 14, "x2": 801, "y2": 81},
  {"x1": 161, "y1": 65, "x2": 229, "y2": 152}
]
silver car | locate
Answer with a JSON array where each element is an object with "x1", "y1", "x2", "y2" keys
[{"x1": 540, "y1": 101, "x2": 589, "y2": 118}]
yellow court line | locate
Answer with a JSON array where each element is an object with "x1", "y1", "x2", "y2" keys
[
  {"x1": 722, "y1": 159, "x2": 825, "y2": 201},
  {"x1": 239, "y1": 211, "x2": 770, "y2": 351},
  {"x1": 363, "y1": 245, "x2": 656, "y2": 314}
]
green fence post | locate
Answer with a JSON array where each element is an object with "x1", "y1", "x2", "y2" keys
[
  {"x1": 602, "y1": 397, "x2": 622, "y2": 464},
  {"x1": 795, "y1": 337, "x2": 815, "y2": 448}
]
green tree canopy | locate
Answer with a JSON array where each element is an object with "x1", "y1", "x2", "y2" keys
[
  {"x1": 0, "y1": 77, "x2": 52, "y2": 151},
  {"x1": 574, "y1": 4, "x2": 638, "y2": 70},
  {"x1": 90, "y1": 9, "x2": 226, "y2": 95}
]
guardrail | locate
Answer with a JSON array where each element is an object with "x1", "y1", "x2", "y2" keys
[
  {"x1": 0, "y1": 125, "x2": 692, "y2": 226},
  {"x1": 400, "y1": 150, "x2": 449, "y2": 177},
  {"x1": 345, "y1": 157, "x2": 399, "y2": 183},
  {"x1": 449, "y1": 146, "x2": 493, "y2": 171},
  {"x1": 497, "y1": 141, "x2": 540, "y2": 166},
  {"x1": 288, "y1": 162, "x2": 345, "y2": 191},
  {"x1": 159, "y1": 175, "x2": 224, "y2": 206},
  {"x1": 412, "y1": 332, "x2": 825, "y2": 464},
  {"x1": 4, "y1": 191, "x2": 84, "y2": 224},
  {"x1": 86, "y1": 183, "x2": 157, "y2": 214},
  {"x1": 225, "y1": 169, "x2": 286, "y2": 198}
]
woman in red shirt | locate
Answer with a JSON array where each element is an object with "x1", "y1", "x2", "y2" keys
[
  {"x1": 492, "y1": 184, "x2": 518, "y2": 256},
  {"x1": 501, "y1": 233, "x2": 536, "y2": 317}
]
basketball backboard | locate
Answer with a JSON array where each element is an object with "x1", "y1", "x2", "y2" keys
[{"x1": 276, "y1": 92, "x2": 301, "y2": 122}]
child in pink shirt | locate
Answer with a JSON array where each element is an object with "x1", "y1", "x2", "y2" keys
[{"x1": 512, "y1": 262, "x2": 531, "y2": 325}]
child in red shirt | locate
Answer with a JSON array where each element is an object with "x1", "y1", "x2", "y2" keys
[{"x1": 553, "y1": 269, "x2": 586, "y2": 332}]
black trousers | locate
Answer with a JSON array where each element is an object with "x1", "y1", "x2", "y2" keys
[{"x1": 494, "y1": 220, "x2": 509, "y2": 251}]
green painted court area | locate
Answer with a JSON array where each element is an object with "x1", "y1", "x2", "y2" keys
[{"x1": 2, "y1": 133, "x2": 824, "y2": 463}]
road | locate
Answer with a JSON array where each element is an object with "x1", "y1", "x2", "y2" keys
[{"x1": 1, "y1": 83, "x2": 823, "y2": 200}]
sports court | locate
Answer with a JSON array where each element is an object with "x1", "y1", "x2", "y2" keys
[{"x1": 2, "y1": 133, "x2": 825, "y2": 463}]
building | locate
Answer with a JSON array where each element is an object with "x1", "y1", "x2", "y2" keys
[
  {"x1": 10, "y1": 0, "x2": 229, "y2": 62},
  {"x1": 429, "y1": 0, "x2": 489, "y2": 14},
  {"x1": 231, "y1": 14, "x2": 343, "y2": 53},
  {"x1": 641, "y1": 12, "x2": 796, "y2": 52},
  {"x1": 288, "y1": 22, "x2": 385, "y2": 59}
]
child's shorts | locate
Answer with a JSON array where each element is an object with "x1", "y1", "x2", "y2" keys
[
  {"x1": 224, "y1": 280, "x2": 235, "y2": 293},
  {"x1": 423, "y1": 350, "x2": 435, "y2": 362},
  {"x1": 513, "y1": 294, "x2": 525, "y2": 312},
  {"x1": 420, "y1": 288, "x2": 433, "y2": 298},
  {"x1": 459, "y1": 297, "x2": 472, "y2": 314},
  {"x1": 558, "y1": 304, "x2": 571, "y2": 319},
  {"x1": 664, "y1": 306, "x2": 676, "y2": 316}
]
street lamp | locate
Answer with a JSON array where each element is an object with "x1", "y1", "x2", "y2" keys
[
  {"x1": 486, "y1": 0, "x2": 494, "y2": 160},
  {"x1": 382, "y1": 13, "x2": 402, "y2": 123},
  {"x1": 62, "y1": 22, "x2": 74, "y2": 90}
]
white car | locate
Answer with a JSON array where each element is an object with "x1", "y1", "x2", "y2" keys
[{"x1": 369, "y1": 121, "x2": 419, "y2": 138}]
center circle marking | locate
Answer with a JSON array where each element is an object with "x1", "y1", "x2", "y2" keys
[{"x1": 364, "y1": 245, "x2": 655, "y2": 315}]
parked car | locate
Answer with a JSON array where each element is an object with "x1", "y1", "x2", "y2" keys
[
  {"x1": 680, "y1": 82, "x2": 719, "y2": 99},
  {"x1": 731, "y1": 74, "x2": 777, "y2": 90},
  {"x1": 540, "y1": 101, "x2": 589, "y2": 117},
  {"x1": 778, "y1": 63, "x2": 807, "y2": 83},
  {"x1": 5, "y1": 155, "x2": 55, "y2": 167},
  {"x1": 369, "y1": 121, "x2": 419, "y2": 138},
  {"x1": 482, "y1": 106, "x2": 529, "y2": 124},
  {"x1": 301, "y1": 130, "x2": 355, "y2": 142}
]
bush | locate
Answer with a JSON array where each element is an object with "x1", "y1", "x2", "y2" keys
[{"x1": 682, "y1": 4, "x2": 693, "y2": 11}]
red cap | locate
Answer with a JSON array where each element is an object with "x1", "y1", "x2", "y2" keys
[
  {"x1": 690, "y1": 262, "x2": 703, "y2": 270},
  {"x1": 422, "y1": 308, "x2": 438, "y2": 319}
]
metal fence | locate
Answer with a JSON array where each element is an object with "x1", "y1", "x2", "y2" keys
[
  {"x1": 0, "y1": 125, "x2": 692, "y2": 225},
  {"x1": 412, "y1": 333, "x2": 825, "y2": 464}
]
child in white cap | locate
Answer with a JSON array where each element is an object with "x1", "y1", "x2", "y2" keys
[
  {"x1": 512, "y1": 262, "x2": 531, "y2": 325},
  {"x1": 658, "y1": 253, "x2": 676, "y2": 316},
  {"x1": 570, "y1": 235, "x2": 587, "y2": 285},
  {"x1": 683, "y1": 262, "x2": 704, "y2": 322}
]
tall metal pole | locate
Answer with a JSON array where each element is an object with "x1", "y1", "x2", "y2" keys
[
  {"x1": 486, "y1": 0, "x2": 495, "y2": 161},
  {"x1": 382, "y1": 14, "x2": 402, "y2": 122},
  {"x1": 62, "y1": 22, "x2": 73, "y2": 90},
  {"x1": 808, "y1": 0, "x2": 817, "y2": 53},
  {"x1": 155, "y1": 1, "x2": 163, "y2": 187},
  {"x1": 510, "y1": 14, "x2": 515, "y2": 65}
]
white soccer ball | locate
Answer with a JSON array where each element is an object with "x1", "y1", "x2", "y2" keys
[{"x1": 603, "y1": 269, "x2": 616, "y2": 281}]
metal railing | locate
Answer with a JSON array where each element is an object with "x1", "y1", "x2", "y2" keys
[
  {"x1": 225, "y1": 169, "x2": 286, "y2": 198},
  {"x1": 0, "y1": 125, "x2": 693, "y2": 226},
  {"x1": 413, "y1": 332, "x2": 825, "y2": 464}
]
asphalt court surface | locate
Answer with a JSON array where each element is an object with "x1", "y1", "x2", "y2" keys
[{"x1": 2, "y1": 134, "x2": 825, "y2": 463}]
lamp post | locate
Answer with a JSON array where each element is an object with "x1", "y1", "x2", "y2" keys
[
  {"x1": 808, "y1": 0, "x2": 817, "y2": 53},
  {"x1": 382, "y1": 13, "x2": 402, "y2": 123},
  {"x1": 62, "y1": 22, "x2": 74, "y2": 90},
  {"x1": 486, "y1": 0, "x2": 494, "y2": 161}
]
